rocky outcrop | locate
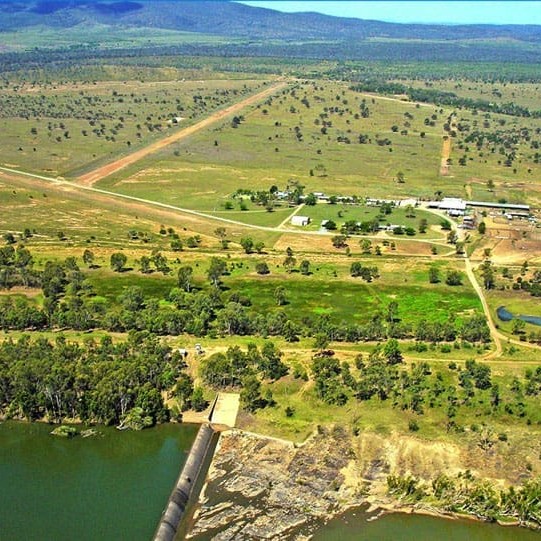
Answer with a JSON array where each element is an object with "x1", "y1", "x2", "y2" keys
[{"x1": 187, "y1": 426, "x2": 366, "y2": 540}]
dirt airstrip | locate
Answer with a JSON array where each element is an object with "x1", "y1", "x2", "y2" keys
[{"x1": 76, "y1": 81, "x2": 288, "y2": 187}]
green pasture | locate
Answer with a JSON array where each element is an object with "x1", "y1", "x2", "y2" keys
[
  {"x1": 77, "y1": 253, "x2": 481, "y2": 327},
  {"x1": 0, "y1": 25, "x2": 245, "y2": 53},
  {"x1": 226, "y1": 275, "x2": 480, "y2": 326},
  {"x1": 294, "y1": 203, "x2": 444, "y2": 238},
  {"x1": 100, "y1": 80, "x2": 469, "y2": 211},
  {"x1": 0, "y1": 77, "x2": 265, "y2": 176},
  {"x1": 402, "y1": 78, "x2": 541, "y2": 111}
]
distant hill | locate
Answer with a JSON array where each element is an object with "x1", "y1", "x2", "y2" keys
[{"x1": 1, "y1": 0, "x2": 541, "y2": 42}]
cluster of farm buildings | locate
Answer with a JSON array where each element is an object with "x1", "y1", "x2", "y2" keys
[{"x1": 290, "y1": 193, "x2": 534, "y2": 228}]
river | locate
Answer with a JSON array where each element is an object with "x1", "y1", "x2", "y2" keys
[
  {"x1": 313, "y1": 506, "x2": 540, "y2": 541},
  {"x1": 2, "y1": 422, "x2": 538, "y2": 541},
  {"x1": 0, "y1": 421, "x2": 198, "y2": 541}
]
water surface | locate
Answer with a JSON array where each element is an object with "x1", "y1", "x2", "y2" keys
[
  {"x1": 0, "y1": 421, "x2": 198, "y2": 541},
  {"x1": 314, "y1": 507, "x2": 540, "y2": 541},
  {"x1": 497, "y1": 305, "x2": 541, "y2": 326}
]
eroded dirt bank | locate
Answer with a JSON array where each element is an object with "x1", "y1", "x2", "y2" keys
[{"x1": 187, "y1": 427, "x2": 539, "y2": 540}]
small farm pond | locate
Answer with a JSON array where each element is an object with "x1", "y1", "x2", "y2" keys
[{"x1": 497, "y1": 306, "x2": 541, "y2": 326}]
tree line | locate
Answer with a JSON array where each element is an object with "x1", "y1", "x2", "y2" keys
[
  {"x1": 350, "y1": 81, "x2": 541, "y2": 118},
  {"x1": 0, "y1": 332, "x2": 182, "y2": 427}
]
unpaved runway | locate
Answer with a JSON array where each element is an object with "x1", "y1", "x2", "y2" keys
[{"x1": 76, "y1": 81, "x2": 288, "y2": 187}]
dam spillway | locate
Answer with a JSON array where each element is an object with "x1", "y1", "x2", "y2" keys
[{"x1": 153, "y1": 423, "x2": 217, "y2": 541}]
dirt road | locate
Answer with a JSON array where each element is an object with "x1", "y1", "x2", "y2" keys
[
  {"x1": 76, "y1": 81, "x2": 288, "y2": 187},
  {"x1": 463, "y1": 257, "x2": 503, "y2": 358}
]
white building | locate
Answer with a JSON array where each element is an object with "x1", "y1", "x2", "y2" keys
[{"x1": 291, "y1": 215, "x2": 311, "y2": 226}]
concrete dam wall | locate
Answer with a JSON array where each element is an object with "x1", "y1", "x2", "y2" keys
[{"x1": 153, "y1": 423, "x2": 216, "y2": 541}]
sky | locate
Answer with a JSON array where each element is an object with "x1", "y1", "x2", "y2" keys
[{"x1": 239, "y1": 1, "x2": 541, "y2": 25}]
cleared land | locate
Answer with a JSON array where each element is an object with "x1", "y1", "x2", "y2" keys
[
  {"x1": 96, "y1": 80, "x2": 457, "y2": 215},
  {"x1": 76, "y1": 81, "x2": 288, "y2": 186},
  {"x1": 0, "y1": 75, "x2": 269, "y2": 177}
]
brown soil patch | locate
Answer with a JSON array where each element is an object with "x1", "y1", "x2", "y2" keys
[
  {"x1": 76, "y1": 82, "x2": 287, "y2": 187},
  {"x1": 0, "y1": 287, "x2": 41, "y2": 298},
  {"x1": 439, "y1": 137, "x2": 452, "y2": 176}
]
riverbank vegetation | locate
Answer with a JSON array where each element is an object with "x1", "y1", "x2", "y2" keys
[{"x1": 388, "y1": 473, "x2": 541, "y2": 529}]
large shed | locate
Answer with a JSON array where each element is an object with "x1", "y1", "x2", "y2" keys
[{"x1": 291, "y1": 215, "x2": 311, "y2": 226}]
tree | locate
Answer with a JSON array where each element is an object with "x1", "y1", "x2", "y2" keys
[
  {"x1": 360, "y1": 239, "x2": 372, "y2": 254},
  {"x1": 480, "y1": 261, "x2": 495, "y2": 289},
  {"x1": 255, "y1": 262, "x2": 270, "y2": 275},
  {"x1": 332, "y1": 235, "x2": 347, "y2": 249},
  {"x1": 418, "y1": 218, "x2": 428, "y2": 234},
  {"x1": 383, "y1": 339, "x2": 403, "y2": 364},
  {"x1": 152, "y1": 252, "x2": 169, "y2": 274},
  {"x1": 174, "y1": 373, "x2": 194, "y2": 411},
  {"x1": 283, "y1": 248, "x2": 296, "y2": 273},
  {"x1": 110, "y1": 252, "x2": 127, "y2": 272},
  {"x1": 304, "y1": 193, "x2": 317, "y2": 206},
  {"x1": 207, "y1": 258, "x2": 227, "y2": 287},
  {"x1": 139, "y1": 255, "x2": 152, "y2": 274},
  {"x1": 396, "y1": 171, "x2": 405, "y2": 183},
  {"x1": 323, "y1": 220, "x2": 337, "y2": 231},
  {"x1": 405, "y1": 204, "x2": 416, "y2": 218},
  {"x1": 274, "y1": 286, "x2": 287, "y2": 306},
  {"x1": 191, "y1": 387, "x2": 207, "y2": 412},
  {"x1": 170, "y1": 239, "x2": 183, "y2": 252},
  {"x1": 240, "y1": 375, "x2": 263, "y2": 412},
  {"x1": 478, "y1": 222, "x2": 486, "y2": 234},
  {"x1": 240, "y1": 237, "x2": 254, "y2": 254},
  {"x1": 512, "y1": 319, "x2": 526, "y2": 335},
  {"x1": 299, "y1": 260, "x2": 311, "y2": 275},
  {"x1": 387, "y1": 301, "x2": 399, "y2": 324},
  {"x1": 440, "y1": 220, "x2": 452, "y2": 231},
  {"x1": 445, "y1": 270, "x2": 463, "y2": 286},
  {"x1": 177, "y1": 266, "x2": 194, "y2": 292},
  {"x1": 82, "y1": 249, "x2": 95, "y2": 268},
  {"x1": 119, "y1": 286, "x2": 145, "y2": 312},
  {"x1": 254, "y1": 241, "x2": 265, "y2": 254},
  {"x1": 313, "y1": 333, "x2": 329, "y2": 351},
  {"x1": 429, "y1": 266, "x2": 440, "y2": 284}
]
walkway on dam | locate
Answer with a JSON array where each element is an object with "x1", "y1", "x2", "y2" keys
[
  {"x1": 181, "y1": 392, "x2": 240, "y2": 429},
  {"x1": 210, "y1": 393, "x2": 240, "y2": 428}
]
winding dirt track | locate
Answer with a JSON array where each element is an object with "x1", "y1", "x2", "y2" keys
[{"x1": 76, "y1": 81, "x2": 288, "y2": 187}]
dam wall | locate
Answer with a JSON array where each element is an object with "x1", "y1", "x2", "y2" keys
[{"x1": 153, "y1": 423, "x2": 216, "y2": 541}]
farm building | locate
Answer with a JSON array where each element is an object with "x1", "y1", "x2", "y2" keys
[
  {"x1": 466, "y1": 200, "x2": 529, "y2": 211},
  {"x1": 439, "y1": 197, "x2": 467, "y2": 215},
  {"x1": 291, "y1": 215, "x2": 311, "y2": 226}
]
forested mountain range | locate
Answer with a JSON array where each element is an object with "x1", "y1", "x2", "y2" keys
[{"x1": 1, "y1": 0, "x2": 541, "y2": 42}]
